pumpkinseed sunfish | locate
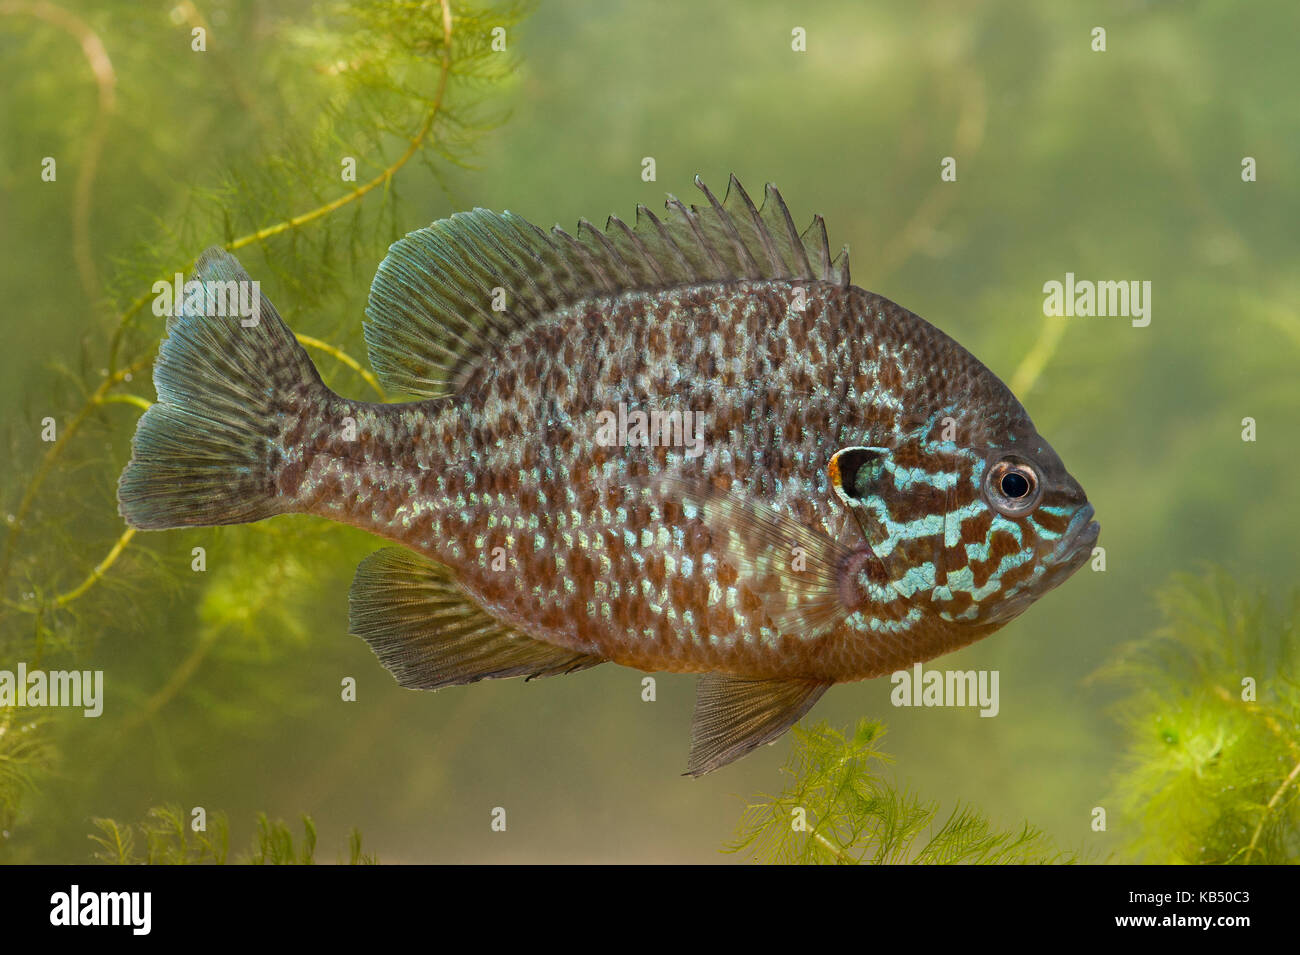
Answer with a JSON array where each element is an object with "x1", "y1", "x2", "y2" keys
[{"x1": 118, "y1": 176, "x2": 1099, "y2": 775}]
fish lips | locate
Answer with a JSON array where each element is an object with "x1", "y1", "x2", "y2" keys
[
  {"x1": 981, "y1": 505, "x2": 1099, "y2": 626},
  {"x1": 1052, "y1": 503, "x2": 1100, "y2": 573}
]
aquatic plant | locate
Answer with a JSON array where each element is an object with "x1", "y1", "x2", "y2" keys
[
  {"x1": 731, "y1": 570, "x2": 1299, "y2": 865},
  {"x1": 728, "y1": 719, "x2": 1075, "y2": 864},
  {"x1": 0, "y1": 0, "x2": 527, "y2": 853},
  {"x1": 0, "y1": 708, "x2": 53, "y2": 837},
  {"x1": 1095, "y1": 571, "x2": 1300, "y2": 864},
  {"x1": 4, "y1": 0, "x2": 1296, "y2": 865},
  {"x1": 89, "y1": 804, "x2": 375, "y2": 864}
]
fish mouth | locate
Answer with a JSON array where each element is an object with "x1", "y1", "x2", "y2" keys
[
  {"x1": 981, "y1": 504, "x2": 1099, "y2": 626},
  {"x1": 1053, "y1": 503, "x2": 1100, "y2": 568}
]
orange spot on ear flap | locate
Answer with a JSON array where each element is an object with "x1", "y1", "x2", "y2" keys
[{"x1": 827, "y1": 454, "x2": 842, "y2": 491}]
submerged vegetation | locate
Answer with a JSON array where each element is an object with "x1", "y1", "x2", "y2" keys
[
  {"x1": 0, "y1": 707, "x2": 53, "y2": 837},
  {"x1": 0, "y1": 0, "x2": 1295, "y2": 863},
  {"x1": 0, "y1": 0, "x2": 526, "y2": 858},
  {"x1": 1097, "y1": 572, "x2": 1300, "y2": 864},
  {"x1": 90, "y1": 804, "x2": 376, "y2": 864},
  {"x1": 729, "y1": 719, "x2": 1075, "y2": 864},
  {"x1": 732, "y1": 571, "x2": 1299, "y2": 865}
]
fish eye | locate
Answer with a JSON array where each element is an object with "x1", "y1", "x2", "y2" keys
[
  {"x1": 985, "y1": 457, "x2": 1041, "y2": 515},
  {"x1": 1001, "y1": 471, "x2": 1030, "y2": 499}
]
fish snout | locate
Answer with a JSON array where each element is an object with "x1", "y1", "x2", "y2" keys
[{"x1": 1056, "y1": 502, "x2": 1099, "y2": 566}]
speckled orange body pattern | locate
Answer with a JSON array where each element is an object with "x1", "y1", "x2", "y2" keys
[
  {"x1": 281, "y1": 280, "x2": 1052, "y2": 681},
  {"x1": 119, "y1": 176, "x2": 1098, "y2": 773}
]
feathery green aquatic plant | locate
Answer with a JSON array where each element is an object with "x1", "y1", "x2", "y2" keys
[
  {"x1": 731, "y1": 571, "x2": 1299, "y2": 865},
  {"x1": 0, "y1": 0, "x2": 527, "y2": 856},
  {"x1": 90, "y1": 804, "x2": 375, "y2": 864},
  {"x1": 0, "y1": 708, "x2": 53, "y2": 837},
  {"x1": 728, "y1": 719, "x2": 1075, "y2": 864},
  {"x1": 1096, "y1": 571, "x2": 1300, "y2": 864}
]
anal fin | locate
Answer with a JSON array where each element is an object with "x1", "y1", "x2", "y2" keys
[
  {"x1": 349, "y1": 547, "x2": 604, "y2": 689},
  {"x1": 687, "y1": 674, "x2": 829, "y2": 776}
]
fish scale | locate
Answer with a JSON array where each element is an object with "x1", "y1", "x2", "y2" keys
[{"x1": 118, "y1": 175, "x2": 1098, "y2": 774}]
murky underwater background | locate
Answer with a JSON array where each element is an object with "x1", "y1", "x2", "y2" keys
[{"x1": 1, "y1": 0, "x2": 1297, "y2": 862}]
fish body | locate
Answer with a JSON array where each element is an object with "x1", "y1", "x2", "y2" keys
[{"x1": 119, "y1": 176, "x2": 1098, "y2": 773}]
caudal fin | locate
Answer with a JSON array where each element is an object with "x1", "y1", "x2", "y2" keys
[{"x1": 118, "y1": 248, "x2": 324, "y2": 530}]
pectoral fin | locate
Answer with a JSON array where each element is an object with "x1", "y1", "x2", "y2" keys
[
  {"x1": 686, "y1": 674, "x2": 830, "y2": 776},
  {"x1": 349, "y1": 547, "x2": 604, "y2": 688},
  {"x1": 641, "y1": 473, "x2": 859, "y2": 640}
]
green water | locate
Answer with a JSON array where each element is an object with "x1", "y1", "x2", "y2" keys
[{"x1": 1, "y1": 0, "x2": 1296, "y2": 863}]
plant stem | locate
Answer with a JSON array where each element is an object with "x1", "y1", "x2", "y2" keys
[
  {"x1": 296, "y1": 335, "x2": 387, "y2": 400},
  {"x1": 1, "y1": 0, "x2": 456, "y2": 618},
  {"x1": 1242, "y1": 757, "x2": 1300, "y2": 864},
  {"x1": 811, "y1": 828, "x2": 855, "y2": 863},
  {"x1": 1010, "y1": 317, "x2": 1068, "y2": 396},
  {"x1": 0, "y1": 357, "x2": 150, "y2": 614},
  {"x1": 52, "y1": 528, "x2": 136, "y2": 608},
  {"x1": 0, "y1": 0, "x2": 117, "y2": 305}
]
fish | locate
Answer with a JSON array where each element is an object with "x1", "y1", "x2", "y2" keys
[{"x1": 118, "y1": 175, "x2": 1099, "y2": 775}]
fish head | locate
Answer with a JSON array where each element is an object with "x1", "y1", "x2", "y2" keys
[
  {"x1": 942, "y1": 419, "x2": 1100, "y2": 626},
  {"x1": 831, "y1": 408, "x2": 1098, "y2": 632}
]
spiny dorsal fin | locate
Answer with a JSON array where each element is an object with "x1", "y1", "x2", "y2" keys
[
  {"x1": 349, "y1": 547, "x2": 604, "y2": 689},
  {"x1": 687, "y1": 675, "x2": 829, "y2": 776},
  {"x1": 363, "y1": 175, "x2": 851, "y2": 398}
]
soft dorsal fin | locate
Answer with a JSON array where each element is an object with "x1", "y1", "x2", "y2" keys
[
  {"x1": 349, "y1": 547, "x2": 604, "y2": 689},
  {"x1": 363, "y1": 175, "x2": 851, "y2": 398}
]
